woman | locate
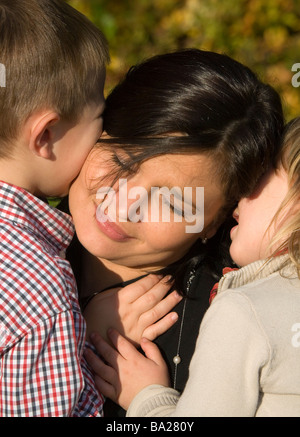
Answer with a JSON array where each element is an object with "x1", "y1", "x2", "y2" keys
[
  {"x1": 86, "y1": 118, "x2": 300, "y2": 417},
  {"x1": 67, "y1": 49, "x2": 284, "y2": 416}
]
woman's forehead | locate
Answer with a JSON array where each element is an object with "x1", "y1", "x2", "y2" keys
[
  {"x1": 85, "y1": 147, "x2": 220, "y2": 195},
  {"x1": 140, "y1": 152, "x2": 216, "y2": 186}
]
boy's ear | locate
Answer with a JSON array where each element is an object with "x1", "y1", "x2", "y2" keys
[{"x1": 28, "y1": 111, "x2": 60, "y2": 159}]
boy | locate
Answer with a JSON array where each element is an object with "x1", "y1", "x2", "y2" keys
[{"x1": 0, "y1": 0, "x2": 109, "y2": 416}]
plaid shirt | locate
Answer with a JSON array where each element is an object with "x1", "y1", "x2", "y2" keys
[{"x1": 0, "y1": 182, "x2": 104, "y2": 417}]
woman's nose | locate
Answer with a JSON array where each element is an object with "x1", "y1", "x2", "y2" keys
[{"x1": 116, "y1": 179, "x2": 149, "y2": 223}]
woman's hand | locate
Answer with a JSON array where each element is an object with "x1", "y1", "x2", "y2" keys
[
  {"x1": 85, "y1": 329, "x2": 170, "y2": 410},
  {"x1": 83, "y1": 274, "x2": 182, "y2": 347}
]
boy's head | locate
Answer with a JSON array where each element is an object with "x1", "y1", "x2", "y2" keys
[{"x1": 0, "y1": 0, "x2": 109, "y2": 158}]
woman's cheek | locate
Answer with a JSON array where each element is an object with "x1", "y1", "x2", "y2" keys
[{"x1": 144, "y1": 221, "x2": 198, "y2": 252}]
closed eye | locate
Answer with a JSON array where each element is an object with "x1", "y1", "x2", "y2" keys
[
  {"x1": 162, "y1": 195, "x2": 184, "y2": 217},
  {"x1": 113, "y1": 153, "x2": 128, "y2": 169}
]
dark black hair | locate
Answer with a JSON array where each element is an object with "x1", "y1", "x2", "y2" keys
[
  {"x1": 97, "y1": 49, "x2": 284, "y2": 291},
  {"x1": 100, "y1": 49, "x2": 283, "y2": 204}
]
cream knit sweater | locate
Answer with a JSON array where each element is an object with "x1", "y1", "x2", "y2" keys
[{"x1": 127, "y1": 255, "x2": 300, "y2": 417}]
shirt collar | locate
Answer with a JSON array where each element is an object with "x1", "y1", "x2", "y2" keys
[
  {"x1": 0, "y1": 181, "x2": 74, "y2": 252},
  {"x1": 217, "y1": 254, "x2": 293, "y2": 294}
]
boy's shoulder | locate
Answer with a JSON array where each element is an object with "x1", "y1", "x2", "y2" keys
[
  {"x1": 0, "y1": 183, "x2": 77, "y2": 331},
  {"x1": 0, "y1": 218, "x2": 79, "y2": 353},
  {"x1": 0, "y1": 181, "x2": 74, "y2": 252}
]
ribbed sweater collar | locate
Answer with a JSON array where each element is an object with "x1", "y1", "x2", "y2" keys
[{"x1": 217, "y1": 254, "x2": 293, "y2": 294}]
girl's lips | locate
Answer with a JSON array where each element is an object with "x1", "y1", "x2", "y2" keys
[
  {"x1": 95, "y1": 207, "x2": 131, "y2": 242},
  {"x1": 230, "y1": 224, "x2": 238, "y2": 238}
]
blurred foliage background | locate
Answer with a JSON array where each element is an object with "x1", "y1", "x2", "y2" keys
[{"x1": 67, "y1": 0, "x2": 300, "y2": 121}]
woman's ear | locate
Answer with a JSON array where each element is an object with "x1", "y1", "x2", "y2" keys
[
  {"x1": 27, "y1": 111, "x2": 60, "y2": 159},
  {"x1": 201, "y1": 221, "x2": 222, "y2": 242}
]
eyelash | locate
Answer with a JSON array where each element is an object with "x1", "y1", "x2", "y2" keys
[
  {"x1": 111, "y1": 156, "x2": 189, "y2": 219},
  {"x1": 162, "y1": 196, "x2": 184, "y2": 217},
  {"x1": 113, "y1": 153, "x2": 128, "y2": 169}
]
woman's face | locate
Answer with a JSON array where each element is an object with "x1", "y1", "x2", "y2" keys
[{"x1": 69, "y1": 146, "x2": 224, "y2": 271}]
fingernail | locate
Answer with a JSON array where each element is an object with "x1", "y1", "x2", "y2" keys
[
  {"x1": 89, "y1": 332, "x2": 100, "y2": 342},
  {"x1": 84, "y1": 348, "x2": 92, "y2": 357},
  {"x1": 161, "y1": 274, "x2": 173, "y2": 283},
  {"x1": 171, "y1": 313, "x2": 178, "y2": 321},
  {"x1": 107, "y1": 327, "x2": 114, "y2": 336}
]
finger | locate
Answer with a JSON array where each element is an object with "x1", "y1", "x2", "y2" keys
[
  {"x1": 89, "y1": 332, "x2": 119, "y2": 368},
  {"x1": 94, "y1": 374, "x2": 117, "y2": 402},
  {"x1": 84, "y1": 347, "x2": 116, "y2": 383},
  {"x1": 119, "y1": 274, "x2": 163, "y2": 303},
  {"x1": 142, "y1": 311, "x2": 179, "y2": 341},
  {"x1": 133, "y1": 276, "x2": 176, "y2": 312},
  {"x1": 140, "y1": 337, "x2": 165, "y2": 365},
  {"x1": 139, "y1": 289, "x2": 182, "y2": 326},
  {"x1": 108, "y1": 328, "x2": 143, "y2": 360}
]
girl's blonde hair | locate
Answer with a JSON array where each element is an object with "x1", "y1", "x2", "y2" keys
[{"x1": 269, "y1": 117, "x2": 300, "y2": 277}]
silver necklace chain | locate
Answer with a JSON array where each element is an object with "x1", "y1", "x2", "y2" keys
[{"x1": 173, "y1": 269, "x2": 195, "y2": 389}]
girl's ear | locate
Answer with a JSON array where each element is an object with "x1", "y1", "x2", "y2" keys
[{"x1": 27, "y1": 111, "x2": 60, "y2": 159}]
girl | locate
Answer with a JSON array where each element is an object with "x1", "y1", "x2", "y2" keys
[{"x1": 86, "y1": 118, "x2": 300, "y2": 417}]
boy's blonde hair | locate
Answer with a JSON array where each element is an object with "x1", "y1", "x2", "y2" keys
[
  {"x1": 0, "y1": 0, "x2": 109, "y2": 157},
  {"x1": 270, "y1": 117, "x2": 300, "y2": 277}
]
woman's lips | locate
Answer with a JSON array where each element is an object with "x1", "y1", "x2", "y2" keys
[{"x1": 95, "y1": 207, "x2": 131, "y2": 242}]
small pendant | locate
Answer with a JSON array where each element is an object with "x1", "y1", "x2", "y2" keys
[{"x1": 173, "y1": 355, "x2": 181, "y2": 365}]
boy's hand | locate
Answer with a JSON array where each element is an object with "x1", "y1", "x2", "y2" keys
[
  {"x1": 84, "y1": 274, "x2": 182, "y2": 347},
  {"x1": 85, "y1": 330, "x2": 170, "y2": 410}
]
